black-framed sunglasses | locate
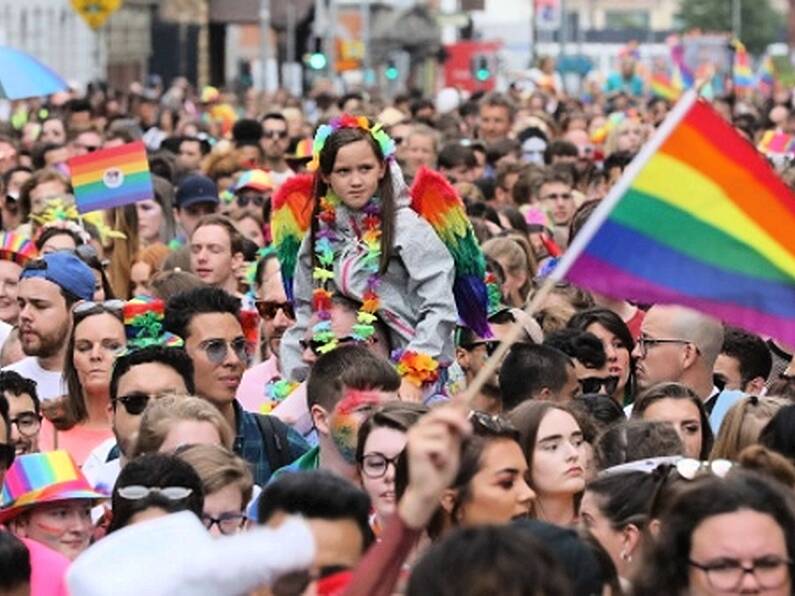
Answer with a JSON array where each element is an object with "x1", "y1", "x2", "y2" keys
[
  {"x1": 263, "y1": 130, "x2": 289, "y2": 140},
  {"x1": 461, "y1": 339, "x2": 501, "y2": 357},
  {"x1": 199, "y1": 337, "x2": 250, "y2": 365},
  {"x1": 113, "y1": 391, "x2": 152, "y2": 416},
  {"x1": 359, "y1": 452, "x2": 401, "y2": 479},
  {"x1": 0, "y1": 443, "x2": 15, "y2": 470},
  {"x1": 201, "y1": 512, "x2": 246, "y2": 535},
  {"x1": 255, "y1": 300, "x2": 295, "y2": 321},
  {"x1": 236, "y1": 193, "x2": 268, "y2": 208},
  {"x1": 299, "y1": 335, "x2": 366, "y2": 356},
  {"x1": 579, "y1": 375, "x2": 619, "y2": 396}
]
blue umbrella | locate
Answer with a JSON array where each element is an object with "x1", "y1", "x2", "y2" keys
[{"x1": 0, "y1": 46, "x2": 69, "y2": 100}]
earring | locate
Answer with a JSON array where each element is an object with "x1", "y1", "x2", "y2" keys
[{"x1": 620, "y1": 549, "x2": 632, "y2": 562}]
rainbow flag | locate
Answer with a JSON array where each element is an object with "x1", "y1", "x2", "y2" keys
[
  {"x1": 68, "y1": 141, "x2": 153, "y2": 214},
  {"x1": 650, "y1": 72, "x2": 681, "y2": 101},
  {"x1": 555, "y1": 92, "x2": 795, "y2": 345},
  {"x1": 758, "y1": 130, "x2": 795, "y2": 156},
  {"x1": 732, "y1": 40, "x2": 754, "y2": 91},
  {"x1": 758, "y1": 55, "x2": 776, "y2": 95}
]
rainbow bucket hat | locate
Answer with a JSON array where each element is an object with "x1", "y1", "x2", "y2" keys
[
  {"x1": 0, "y1": 231, "x2": 37, "y2": 266},
  {"x1": 0, "y1": 450, "x2": 106, "y2": 523},
  {"x1": 234, "y1": 169, "x2": 274, "y2": 194}
]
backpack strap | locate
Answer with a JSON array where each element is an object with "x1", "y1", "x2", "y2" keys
[{"x1": 254, "y1": 413, "x2": 294, "y2": 472}]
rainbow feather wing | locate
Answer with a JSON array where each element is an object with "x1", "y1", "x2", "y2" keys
[
  {"x1": 271, "y1": 174, "x2": 316, "y2": 302},
  {"x1": 410, "y1": 167, "x2": 491, "y2": 338}
]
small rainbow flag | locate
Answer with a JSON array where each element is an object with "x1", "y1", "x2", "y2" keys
[
  {"x1": 650, "y1": 72, "x2": 681, "y2": 101},
  {"x1": 758, "y1": 130, "x2": 795, "y2": 156},
  {"x1": 758, "y1": 55, "x2": 776, "y2": 95},
  {"x1": 555, "y1": 92, "x2": 795, "y2": 345},
  {"x1": 68, "y1": 141, "x2": 153, "y2": 214},
  {"x1": 732, "y1": 40, "x2": 754, "y2": 92}
]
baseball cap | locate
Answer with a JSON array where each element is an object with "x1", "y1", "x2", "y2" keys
[
  {"x1": 175, "y1": 175, "x2": 220, "y2": 210},
  {"x1": 20, "y1": 251, "x2": 95, "y2": 301}
]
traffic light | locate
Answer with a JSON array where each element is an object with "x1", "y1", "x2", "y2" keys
[
  {"x1": 385, "y1": 59, "x2": 399, "y2": 81},
  {"x1": 471, "y1": 54, "x2": 492, "y2": 82},
  {"x1": 306, "y1": 38, "x2": 327, "y2": 71}
]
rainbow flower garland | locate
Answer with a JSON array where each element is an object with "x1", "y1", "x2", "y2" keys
[{"x1": 308, "y1": 114, "x2": 396, "y2": 171}]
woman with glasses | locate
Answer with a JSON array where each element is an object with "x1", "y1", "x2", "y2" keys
[
  {"x1": 509, "y1": 401, "x2": 587, "y2": 527},
  {"x1": 631, "y1": 382, "x2": 714, "y2": 460},
  {"x1": 634, "y1": 471, "x2": 795, "y2": 596},
  {"x1": 107, "y1": 453, "x2": 204, "y2": 534},
  {"x1": 568, "y1": 307, "x2": 636, "y2": 405},
  {"x1": 39, "y1": 301, "x2": 126, "y2": 465},
  {"x1": 356, "y1": 402, "x2": 428, "y2": 534},
  {"x1": 176, "y1": 444, "x2": 253, "y2": 537}
]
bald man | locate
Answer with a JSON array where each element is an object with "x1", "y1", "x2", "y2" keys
[{"x1": 632, "y1": 305, "x2": 724, "y2": 411}]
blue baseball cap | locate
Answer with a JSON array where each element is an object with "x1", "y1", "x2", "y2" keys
[
  {"x1": 175, "y1": 174, "x2": 220, "y2": 209},
  {"x1": 20, "y1": 251, "x2": 95, "y2": 301}
]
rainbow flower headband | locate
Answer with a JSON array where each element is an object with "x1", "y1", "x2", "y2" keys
[{"x1": 309, "y1": 114, "x2": 396, "y2": 171}]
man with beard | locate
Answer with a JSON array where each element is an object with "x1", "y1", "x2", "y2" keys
[
  {"x1": 2, "y1": 252, "x2": 94, "y2": 402},
  {"x1": 237, "y1": 252, "x2": 295, "y2": 412},
  {"x1": 259, "y1": 113, "x2": 294, "y2": 188}
]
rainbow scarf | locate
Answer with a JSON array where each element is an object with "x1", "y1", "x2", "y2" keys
[{"x1": 561, "y1": 92, "x2": 795, "y2": 345}]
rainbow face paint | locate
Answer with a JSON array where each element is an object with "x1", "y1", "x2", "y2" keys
[{"x1": 329, "y1": 389, "x2": 387, "y2": 464}]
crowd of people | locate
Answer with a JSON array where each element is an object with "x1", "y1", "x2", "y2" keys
[{"x1": 0, "y1": 59, "x2": 795, "y2": 595}]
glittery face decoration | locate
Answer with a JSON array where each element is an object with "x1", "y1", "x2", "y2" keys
[{"x1": 329, "y1": 388, "x2": 386, "y2": 464}]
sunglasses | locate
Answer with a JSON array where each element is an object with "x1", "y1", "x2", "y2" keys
[
  {"x1": 299, "y1": 335, "x2": 362, "y2": 356},
  {"x1": 199, "y1": 337, "x2": 250, "y2": 365},
  {"x1": 579, "y1": 375, "x2": 619, "y2": 395},
  {"x1": 255, "y1": 300, "x2": 295, "y2": 320},
  {"x1": 236, "y1": 193, "x2": 268, "y2": 208},
  {"x1": 263, "y1": 130, "x2": 289, "y2": 140},
  {"x1": 0, "y1": 443, "x2": 15, "y2": 470},
  {"x1": 113, "y1": 391, "x2": 152, "y2": 416},
  {"x1": 461, "y1": 339, "x2": 501, "y2": 357},
  {"x1": 117, "y1": 485, "x2": 194, "y2": 500}
]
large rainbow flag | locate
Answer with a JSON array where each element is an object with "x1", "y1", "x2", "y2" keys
[
  {"x1": 68, "y1": 141, "x2": 153, "y2": 214},
  {"x1": 555, "y1": 91, "x2": 795, "y2": 345}
]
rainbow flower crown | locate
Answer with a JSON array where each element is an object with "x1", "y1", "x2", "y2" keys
[{"x1": 309, "y1": 114, "x2": 396, "y2": 171}]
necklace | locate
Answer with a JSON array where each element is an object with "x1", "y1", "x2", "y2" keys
[{"x1": 311, "y1": 192, "x2": 382, "y2": 354}]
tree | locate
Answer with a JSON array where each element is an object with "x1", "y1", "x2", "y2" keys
[{"x1": 677, "y1": 0, "x2": 782, "y2": 55}]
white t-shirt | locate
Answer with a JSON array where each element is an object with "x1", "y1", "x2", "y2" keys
[{"x1": 2, "y1": 357, "x2": 65, "y2": 401}]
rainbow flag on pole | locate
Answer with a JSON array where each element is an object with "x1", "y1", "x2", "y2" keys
[
  {"x1": 554, "y1": 91, "x2": 795, "y2": 345},
  {"x1": 68, "y1": 141, "x2": 153, "y2": 214}
]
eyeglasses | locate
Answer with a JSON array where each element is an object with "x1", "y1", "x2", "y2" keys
[
  {"x1": 263, "y1": 130, "x2": 289, "y2": 140},
  {"x1": 199, "y1": 337, "x2": 250, "y2": 365},
  {"x1": 236, "y1": 193, "x2": 268, "y2": 208},
  {"x1": 9, "y1": 412, "x2": 42, "y2": 437},
  {"x1": 201, "y1": 512, "x2": 246, "y2": 535},
  {"x1": 73, "y1": 299, "x2": 125, "y2": 316},
  {"x1": 299, "y1": 335, "x2": 363, "y2": 356},
  {"x1": 360, "y1": 452, "x2": 401, "y2": 479},
  {"x1": 255, "y1": 300, "x2": 295, "y2": 321},
  {"x1": 461, "y1": 339, "x2": 501, "y2": 357},
  {"x1": 579, "y1": 375, "x2": 619, "y2": 395},
  {"x1": 0, "y1": 443, "x2": 14, "y2": 470},
  {"x1": 117, "y1": 485, "x2": 194, "y2": 500},
  {"x1": 689, "y1": 556, "x2": 793, "y2": 592},
  {"x1": 636, "y1": 336, "x2": 692, "y2": 358}
]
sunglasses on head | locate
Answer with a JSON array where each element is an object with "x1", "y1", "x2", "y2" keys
[
  {"x1": 255, "y1": 300, "x2": 295, "y2": 320},
  {"x1": 73, "y1": 299, "x2": 125, "y2": 316},
  {"x1": 199, "y1": 337, "x2": 250, "y2": 365},
  {"x1": 117, "y1": 485, "x2": 193, "y2": 501},
  {"x1": 236, "y1": 193, "x2": 268, "y2": 208}
]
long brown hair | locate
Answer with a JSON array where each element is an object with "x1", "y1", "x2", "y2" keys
[{"x1": 310, "y1": 124, "x2": 396, "y2": 274}]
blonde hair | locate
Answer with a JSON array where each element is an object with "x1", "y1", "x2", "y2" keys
[
  {"x1": 133, "y1": 395, "x2": 234, "y2": 457},
  {"x1": 176, "y1": 444, "x2": 254, "y2": 505},
  {"x1": 710, "y1": 396, "x2": 789, "y2": 461}
]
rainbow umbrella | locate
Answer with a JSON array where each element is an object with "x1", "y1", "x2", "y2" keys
[{"x1": 0, "y1": 46, "x2": 68, "y2": 100}]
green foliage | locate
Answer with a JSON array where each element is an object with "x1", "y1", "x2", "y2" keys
[{"x1": 676, "y1": 0, "x2": 781, "y2": 54}]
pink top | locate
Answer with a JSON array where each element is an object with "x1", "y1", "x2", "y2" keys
[
  {"x1": 235, "y1": 355, "x2": 281, "y2": 412},
  {"x1": 39, "y1": 420, "x2": 114, "y2": 467},
  {"x1": 22, "y1": 537, "x2": 70, "y2": 596}
]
